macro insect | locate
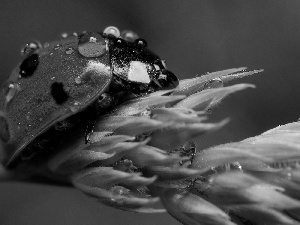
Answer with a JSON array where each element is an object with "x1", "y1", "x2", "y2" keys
[{"x1": 0, "y1": 26, "x2": 179, "y2": 168}]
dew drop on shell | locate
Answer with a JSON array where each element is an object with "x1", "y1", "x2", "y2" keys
[
  {"x1": 21, "y1": 41, "x2": 42, "y2": 56},
  {"x1": 61, "y1": 32, "x2": 68, "y2": 38},
  {"x1": 4, "y1": 83, "x2": 21, "y2": 104},
  {"x1": 74, "y1": 76, "x2": 82, "y2": 84},
  {"x1": 65, "y1": 47, "x2": 75, "y2": 55},
  {"x1": 121, "y1": 30, "x2": 139, "y2": 42},
  {"x1": 78, "y1": 32, "x2": 107, "y2": 57},
  {"x1": 103, "y1": 26, "x2": 120, "y2": 38},
  {"x1": 70, "y1": 101, "x2": 81, "y2": 112},
  {"x1": 54, "y1": 44, "x2": 61, "y2": 50}
]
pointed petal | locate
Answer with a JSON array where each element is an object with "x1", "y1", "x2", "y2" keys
[
  {"x1": 156, "y1": 188, "x2": 235, "y2": 225},
  {"x1": 150, "y1": 119, "x2": 228, "y2": 151},
  {"x1": 229, "y1": 204, "x2": 298, "y2": 225},
  {"x1": 221, "y1": 69, "x2": 263, "y2": 83},
  {"x1": 197, "y1": 172, "x2": 300, "y2": 209},
  {"x1": 49, "y1": 150, "x2": 115, "y2": 174},
  {"x1": 73, "y1": 167, "x2": 156, "y2": 188},
  {"x1": 173, "y1": 67, "x2": 248, "y2": 96},
  {"x1": 147, "y1": 166, "x2": 208, "y2": 181},
  {"x1": 174, "y1": 84, "x2": 255, "y2": 111},
  {"x1": 111, "y1": 94, "x2": 185, "y2": 116},
  {"x1": 74, "y1": 182, "x2": 159, "y2": 210},
  {"x1": 151, "y1": 108, "x2": 206, "y2": 124},
  {"x1": 94, "y1": 116, "x2": 168, "y2": 135},
  {"x1": 192, "y1": 143, "x2": 266, "y2": 170}
]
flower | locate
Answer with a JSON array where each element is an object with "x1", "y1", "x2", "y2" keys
[{"x1": 2, "y1": 67, "x2": 300, "y2": 225}]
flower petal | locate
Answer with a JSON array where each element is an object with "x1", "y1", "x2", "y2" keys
[
  {"x1": 174, "y1": 83, "x2": 255, "y2": 111},
  {"x1": 156, "y1": 188, "x2": 235, "y2": 225},
  {"x1": 74, "y1": 182, "x2": 160, "y2": 211},
  {"x1": 229, "y1": 204, "x2": 298, "y2": 225},
  {"x1": 94, "y1": 116, "x2": 169, "y2": 135},
  {"x1": 172, "y1": 67, "x2": 248, "y2": 96},
  {"x1": 73, "y1": 167, "x2": 157, "y2": 188},
  {"x1": 150, "y1": 119, "x2": 229, "y2": 151}
]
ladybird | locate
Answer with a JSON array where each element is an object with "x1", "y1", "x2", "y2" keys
[{"x1": 0, "y1": 26, "x2": 179, "y2": 168}]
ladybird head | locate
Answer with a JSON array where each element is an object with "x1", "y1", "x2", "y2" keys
[{"x1": 102, "y1": 26, "x2": 179, "y2": 94}]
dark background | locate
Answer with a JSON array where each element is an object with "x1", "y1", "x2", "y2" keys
[{"x1": 1, "y1": 1, "x2": 300, "y2": 224}]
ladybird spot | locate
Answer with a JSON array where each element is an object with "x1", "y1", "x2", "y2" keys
[
  {"x1": 78, "y1": 32, "x2": 106, "y2": 57},
  {"x1": 21, "y1": 41, "x2": 42, "y2": 56},
  {"x1": 51, "y1": 82, "x2": 69, "y2": 104},
  {"x1": 19, "y1": 53, "x2": 39, "y2": 78}
]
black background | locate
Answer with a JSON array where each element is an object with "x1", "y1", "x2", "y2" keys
[{"x1": 1, "y1": 1, "x2": 300, "y2": 224}]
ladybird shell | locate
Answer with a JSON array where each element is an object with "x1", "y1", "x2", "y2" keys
[{"x1": 0, "y1": 33, "x2": 112, "y2": 166}]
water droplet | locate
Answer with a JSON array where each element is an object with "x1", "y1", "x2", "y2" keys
[
  {"x1": 65, "y1": 47, "x2": 75, "y2": 55},
  {"x1": 73, "y1": 32, "x2": 78, "y2": 37},
  {"x1": 21, "y1": 41, "x2": 42, "y2": 56},
  {"x1": 61, "y1": 32, "x2": 68, "y2": 38},
  {"x1": 70, "y1": 101, "x2": 81, "y2": 112},
  {"x1": 103, "y1": 26, "x2": 120, "y2": 37},
  {"x1": 4, "y1": 83, "x2": 21, "y2": 104},
  {"x1": 19, "y1": 53, "x2": 39, "y2": 78},
  {"x1": 121, "y1": 30, "x2": 139, "y2": 42},
  {"x1": 54, "y1": 44, "x2": 61, "y2": 50},
  {"x1": 49, "y1": 52, "x2": 54, "y2": 56},
  {"x1": 78, "y1": 32, "x2": 106, "y2": 57},
  {"x1": 204, "y1": 78, "x2": 223, "y2": 89},
  {"x1": 51, "y1": 76, "x2": 55, "y2": 80},
  {"x1": 74, "y1": 76, "x2": 81, "y2": 84}
]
